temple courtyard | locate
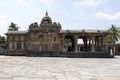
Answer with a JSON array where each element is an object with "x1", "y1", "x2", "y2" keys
[{"x1": 0, "y1": 56, "x2": 120, "y2": 80}]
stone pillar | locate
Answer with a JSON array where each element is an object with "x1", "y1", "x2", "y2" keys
[
  {"x1": 101, "y1": 36, "x2": 104, "y2": 52},
  {"x1": 103, "y1": 36, "x2": 108, "y2": 52},
  {"x1": 9, "y1": 43, "x2": 12, "y2": 49},
  {"x1": 83, "y1": 37, "x2": 87, "y2": 52},
  {"x1": 95, "y1": 36, "x2": 99, "y2": 52},
  {"x1": 50, "y1": 42, "x2": 52, "y2": 52},
  {"x1": 105, "y1": 44, "x2": 108, "y2": 52},
  {"x1": 61, "y1": 35, "x2": 65, "y2": 52},
  {"x1": 91, "y1": 37, "x2": 95, "y2": 52},
  {"x1": 21, "y1": 42, "x2": 24, "y2": 49},
  {"x1": 15, "y1": 42, "x2": 17, "y2": 49},
  {"x1": 74, "y1": 35, "x2": 78, "y2": 52},
  {"x1": 88, "y1": 38, "x2": 91, "y2": 51},
  {"x1": 113, "y1": 46, "x2": 116, "y2": 54}
]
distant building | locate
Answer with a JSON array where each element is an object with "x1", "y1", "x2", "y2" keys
[{"x1": 5, "y1": 12, "x2": 117, "y2": 57}]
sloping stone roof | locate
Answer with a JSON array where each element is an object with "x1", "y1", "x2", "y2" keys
[
  {"x1": 60, "y1": 29, "x2": 107, "y2": 33},
  {"x1": 5, "y1": 29, "x2": 108, "y2": 35},
  {"x1": 5, "y1": 31, "x2": 27, "y2": 35}
]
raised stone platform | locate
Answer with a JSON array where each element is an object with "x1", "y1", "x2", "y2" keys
[{"x1": 28, "y1": 52, "x2": 114, "y2": 58}]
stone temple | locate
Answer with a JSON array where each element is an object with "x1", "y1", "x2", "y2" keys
[{"x1": 5, "y1": 12, "x2": 114, "y2": 57}]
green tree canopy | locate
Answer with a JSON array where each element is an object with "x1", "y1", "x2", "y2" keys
[
  {"x1": 107, "y1": 25, "x2": 120, "y2": 43},
  {"x1": 8, "y1": 22, "x2": 19, "y2": 31},
  {"x1": 64, "y1": 38, "x2": 71, "y2": 44},
  {"x1": 0, "y1": 36, "x2": 5, "y2": 44}
]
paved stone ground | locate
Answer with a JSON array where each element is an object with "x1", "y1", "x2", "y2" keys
[{"x1": 0, "y1": 56, "x2": 120, "y2": 80}]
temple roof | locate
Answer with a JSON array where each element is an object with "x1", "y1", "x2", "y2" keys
[
  {"x1": 41, "y1": 11, "x2": 52, "y2": 23},
  {"x1": 60, "y1": 30, "x2": 108, "y2": 33},
  {"x1": 5, "y1": 31, "x2": 27, "y2": 35},
  {"x1": 5, "y1": 29, "x2": 108, "y2": 35}
]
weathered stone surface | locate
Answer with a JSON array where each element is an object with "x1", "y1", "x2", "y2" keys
[
  {"x1": 0, "y1": 56, "x2": 120, "y2": 80},
  {"x1": 5, "y1": 12, "x2": 113, "y2": 56}
]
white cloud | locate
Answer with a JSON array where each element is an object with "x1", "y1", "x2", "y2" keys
[
  {"x1": 39, "y1": 0, "x2": 54, "y2": 7},
  {"x1": 39, "y1": 0, "x2": 49, "y2": 4},
  {"x1": 73, "y1": 0, "x2": 102, "y2": 7},
  {"x1": 0, "y1": 15, "x2": 7, "y2": 26},
  {"x1": 96, "y1": 12, "x2": 120, "y2": 20},
  {"x1": 16, "y1": 0, "x2": 29, "y2": 6}
]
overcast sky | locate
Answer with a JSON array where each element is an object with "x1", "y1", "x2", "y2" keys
[{"x1": 0, "y1": 0, "x2": 120, "y2": 36}]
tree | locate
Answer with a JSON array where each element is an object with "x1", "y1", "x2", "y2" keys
[
  {"x1": 0, "y1": 36, "x2": 5, "y2": 44},
  {"x1": 107, "y1": 25, "x2": 120, "y2": 43},
  {"x1": 64, "y1": 38, "x2": 71, "y2": 44},
  {"x1": 8, "y1": 22, "x2": 19, "y2": 31}
]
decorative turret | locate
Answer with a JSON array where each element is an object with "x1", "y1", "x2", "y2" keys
[
  {"x1": 29, "y1": 11, "x2": 62, "y2": 33},
  {"x1": 41, "y1": 11, "x2": 52, "y2": 24},
  {"x1": 29, "y1": 22, "x2": 38, "y2": 30}
]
